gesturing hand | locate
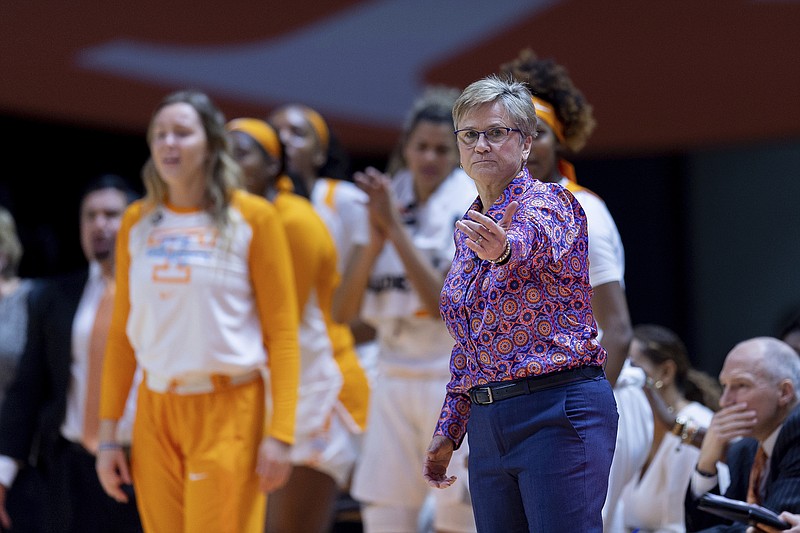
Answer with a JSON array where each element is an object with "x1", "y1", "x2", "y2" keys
[{"x1": 456, "y1": 201, "x2": 518, "y2": 262}]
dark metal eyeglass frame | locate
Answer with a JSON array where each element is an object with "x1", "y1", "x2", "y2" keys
[{"x1": 453, "y1": 127, "x2": 522, "y2": 145}]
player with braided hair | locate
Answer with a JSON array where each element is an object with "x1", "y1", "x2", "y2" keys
[
  {"x1": 500, "y1": 50, "x2": 647, "y2": 532},
  {"x1": 500, "y1": 48, "x2": 630, "y2": 385}
]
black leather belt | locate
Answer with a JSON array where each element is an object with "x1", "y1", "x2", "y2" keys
[{"x1": 468, "y1": 365, "x2": 604, "y2": 405}]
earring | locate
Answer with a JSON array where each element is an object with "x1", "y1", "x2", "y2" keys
[{"x1": 654, "y1": 380, "x2": 663, "y2": 390}]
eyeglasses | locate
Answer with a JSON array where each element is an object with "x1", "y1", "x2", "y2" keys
[{"x1": 453, "y1": 127, "x2": 522, "y2": 146}]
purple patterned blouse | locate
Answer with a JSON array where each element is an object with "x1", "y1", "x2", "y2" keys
[{"x1": 435, "y1": 169, "x2": 606, "y2": 446}]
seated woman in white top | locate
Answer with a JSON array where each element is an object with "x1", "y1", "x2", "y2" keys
[{"x1": 622, "y1": 324, "x2": 724, "y2": 533}]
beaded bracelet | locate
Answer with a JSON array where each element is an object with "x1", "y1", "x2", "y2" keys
[
  {"x1": 488, "y1": 239, "x2": 511, "y2": 265},
  {"x1": 97, "y1": 442, "x2": 123, "y2": 452}
]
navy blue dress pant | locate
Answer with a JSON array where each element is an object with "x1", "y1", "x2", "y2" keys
[{"x1": 466, "y1": 370, "x2": 618, "y2": 533}]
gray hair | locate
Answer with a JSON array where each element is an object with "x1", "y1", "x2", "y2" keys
[
  {"x1": 747, "y1": 337, "x2": 800, "y2": 399},
  {"x1": 452, "y1": 75, "x2": 537, "y2": 137}
]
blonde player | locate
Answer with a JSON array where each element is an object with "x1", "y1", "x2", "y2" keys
[{"x1": 96, "y1": 91, "x2": 300, "y2": 533}]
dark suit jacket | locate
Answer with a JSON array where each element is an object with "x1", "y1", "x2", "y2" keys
[
  {"x1": 0, "y1": 269, "x2": 87, "y2": 469},
  {"x1": 0, "y1": 269, "x2": 142, "y2": 533},
  {"x1": 685, "y1": 403, "x2": 800, "y2": 532}
]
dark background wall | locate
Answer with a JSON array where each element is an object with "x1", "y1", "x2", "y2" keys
[
  {"x1": 685, "y1": 142, "x2": 800, "y2": 372},
  {"x1": 577, "y1": 141, "x2": 800, "y2": 375}
]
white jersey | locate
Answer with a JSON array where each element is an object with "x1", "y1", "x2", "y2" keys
[
  {"x1": 311, "y1": 178, "x2": 370, "y2": 272},
  {"x1": 307, "y1": 178, "x2": 372, "y2": 437},
  {"x1": 295, "y1": 291, "x2": 341, "y2": 430},
  {"x1": 125, "y1": 208, "x2": 267, "y2": 378},
  {"x1": 360, "y1": 168, "x2": 477, "y2": 376},
  {"x1": 561, "y1": 177, "x2": 625, "y2": 288},
  {"x1": 103, "y1": 191, "x2": 299, "y2": 443},
  {"x1": 114, "y1": 192, "x2": 298, "y2": 388}
]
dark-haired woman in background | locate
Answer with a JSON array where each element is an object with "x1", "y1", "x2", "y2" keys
[
  {"x1": 499, "y1": 48, "x2": 632, "y2": 396},
  {"x1": 227, "y1": 117, "x2": 367, "y2": 533},
  {"x1": 499, "y1": 50, "x2": 650, "y2": 531},
  {"x1": 268, "y1": 104, "x2": 371, "y2": 437},
  {"x1": 623, "y1": 324, "x2": 725, "y2": 533}
]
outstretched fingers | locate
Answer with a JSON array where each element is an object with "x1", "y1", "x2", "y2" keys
[
  {"x1": 497, "y1": 201, "x2": 519, "y2": 230},
  {"x1": 457, "y1": 201, "x2": 518, "y2": 259}
]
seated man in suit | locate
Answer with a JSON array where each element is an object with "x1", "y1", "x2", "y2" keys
[
  {"x1": 0, "y1": 175, "x2": 142, "y2": 533},
  {"x1": 685, "y1": 337, "x2": 800, "y2": 532}
]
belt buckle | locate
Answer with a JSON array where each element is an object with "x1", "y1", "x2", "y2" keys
[{"x1": 472, "y1": 386, "x2": 493, "y2": 405}]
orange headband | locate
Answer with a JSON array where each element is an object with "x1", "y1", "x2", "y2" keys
[
  {"x1": 226, "y1": 118, "x2": 282, "y2": 160},
  {"x1": 299, "y1": 107, "x2": 330, "y2": 151},
  {"x1": 531, "y1": 96, "x2": 565, "y2": 145}
]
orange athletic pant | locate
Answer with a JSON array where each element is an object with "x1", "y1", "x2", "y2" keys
[{"x1": 131, "y1": 377, "x2": 266, "y2": 533}]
